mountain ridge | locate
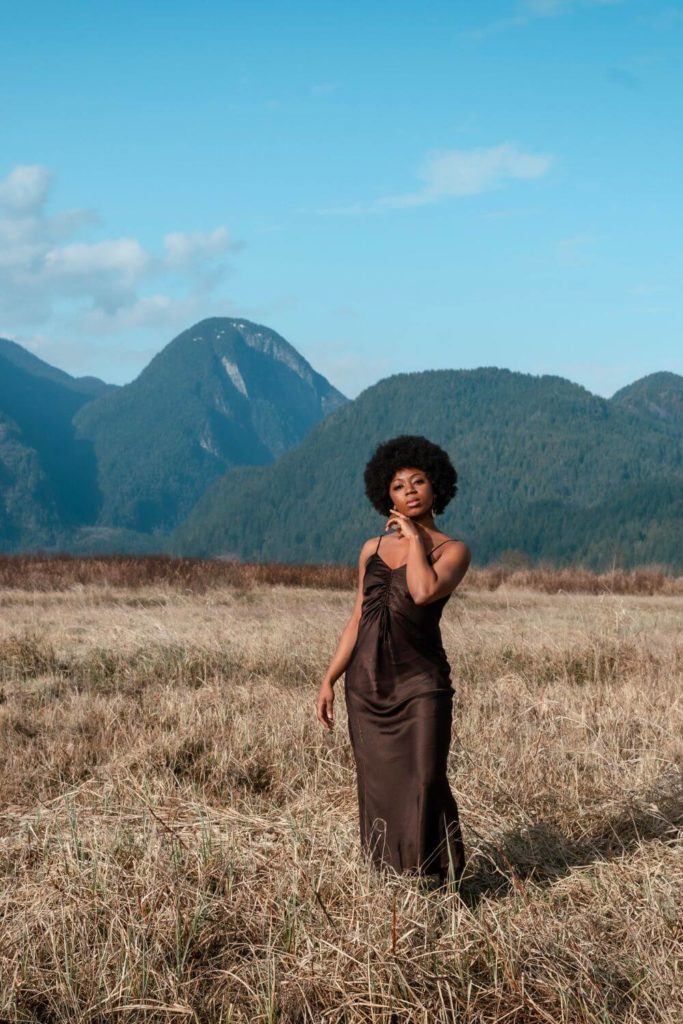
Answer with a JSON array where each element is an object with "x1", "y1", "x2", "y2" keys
[
  {"x1": 167, "y1": 364, "x2": 683, "y2": 571},
  {"x1": 1, "y1": 322, "x2": 680, "y2": 569},
  {"x1": 71, "y1": 317, "x2": 348, "y2": 534},
  {"x1": 610, "y1": 371, "x2": 683, "y2": 429},
  {"x1": 0, "y1": 336, "x2": 113, "y2": 398}
]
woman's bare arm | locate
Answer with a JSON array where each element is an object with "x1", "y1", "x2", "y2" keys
[
  {"x1": 316, "y1": 538, "x2": 375, "y2": 730},
  {"x1": 321, "y1": 538, "x2": 374, "y2": 686},
  {"x1": 406, "y1": 538, "x2": 471, "y2": 605}
]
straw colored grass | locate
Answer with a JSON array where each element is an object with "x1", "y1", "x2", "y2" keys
[{"x1": 0, "y1": 565, "x2": 680, "y2": 1022}]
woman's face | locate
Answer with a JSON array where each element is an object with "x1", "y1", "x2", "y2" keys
[{"x1": 388, "y1": 466, "x2": 434, "y2": 517}]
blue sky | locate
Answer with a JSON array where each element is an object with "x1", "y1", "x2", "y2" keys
[{"x1": 1, "y1": 0, "x2": 681, "y2": 398}]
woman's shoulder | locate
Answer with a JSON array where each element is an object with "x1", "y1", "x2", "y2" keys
[
  {"x1": 430, "y1": 534, "x2": 470, "y2": 559},
  {"x1": 431, "y1": 531, "x2": 456, "y2": 548},
  {"x1": 362, "y1": 533, "x2": 383, "y2": 549},
  {"x1": 357, "y1": 535, "x2": 382, "y2": 563}
]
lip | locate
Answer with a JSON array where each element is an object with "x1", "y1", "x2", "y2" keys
[{"x1": 406, "y1": 500, "x2": 420, "y2": 508}]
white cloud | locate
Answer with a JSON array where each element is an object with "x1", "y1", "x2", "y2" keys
[
  {"x1": 44, "y1": 238, "x2": 152, "y2": 281},
  {"x1": 163, "y1": 226, "x2": 236, "y2": 269},
  {"x1": 0, "y1": 163, "x2": 242, "y2": 337},
  {"x1": 386, "y1": 144, "x2": 552, "y2": 207},
  {"x1": 78, "y1": 292, "x2": 213, "y2": 334},
  {"x1": 320, "y1": 143, "x2": 552, "y2": 214},
  {"x1": 0, "y1": 164, "x2": 52, "y2": 214}
]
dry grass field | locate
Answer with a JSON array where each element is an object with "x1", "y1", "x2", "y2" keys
[{"x1": 0, "y1": 557, "x2": 681, "y2": 1023}]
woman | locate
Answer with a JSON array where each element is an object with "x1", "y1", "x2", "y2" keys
[{"x1": 316, "y1": 434, "x2": 471, "y2": 886}]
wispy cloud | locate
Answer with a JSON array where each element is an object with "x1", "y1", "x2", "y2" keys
[
  {"x1": 164, "y1": 227, "x2": 244, "y2": 270},
  {"x1": 629, "y1": 282, "x2": 676, "y2": 316},
  {"x1": 310, "y1": 82, "x2": 337, "y2": 96},
  {"x1": 524, "y1": 0, "x2": 580, "y2": 14},
  {"x1": 320, "y1": 143, "x2": 553, "y2": 215},
  {"x1": 14, "y1": 330, "x2": 164, "y2": 376},
  {"x1": 0, "y1": 164, "x2": 242, "y2": 333},
  {"x1": 554, "y1": 233, "x2": 604, "y2": 265},
  {"x1": 458, "y1": 0, "x2": 624, "y2": 41},
  {"x1": 482, "y1": 205, "x2": 544, "y2": 221},
  {"x1": 631, "y1": 283, "x2": 676, "y2": 297},
  {"x1": 303, "y1": 339, "x2": 395, "y2": 398},
  {"x1": 525, "y1": 0, "x2": 623, "y2": 13}
]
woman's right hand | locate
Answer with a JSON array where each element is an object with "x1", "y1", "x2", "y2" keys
[{"x1": 316, "y1": 681, "x2": 335, "y2": 731}]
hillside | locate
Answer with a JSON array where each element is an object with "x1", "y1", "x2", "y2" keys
[
  {"x1": 0, "y1": 337, "x2": 112, "y2": 398},
  {"x1": 474, "y1": 476, "x2": 683, "y2": 569},
  {"x1": 72, "y1": 317, "x2": 348, "y2": 535},
  {"x1": 0, "y1": 348, "x2": 105, "y2": 550},
  {"x1": 167, "y1": 367, "x2": 683, "y2": 572},
  {"x1": 610, "y1": 371, "x2": 683, "y2": 429}
]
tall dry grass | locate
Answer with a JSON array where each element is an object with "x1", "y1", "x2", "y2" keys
[
  {"x1": 0, "y1": 552, "x2": 681, "y2": 595},
  {"x1": 0, "y1": 568, "x2": 680, "y2": 1022}
]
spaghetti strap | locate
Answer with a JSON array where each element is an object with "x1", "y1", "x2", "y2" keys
[
  {"x1": 428, "y1": 538, "x2": 457, "y2": 559},
  {"x1": 373, "y1": 535, "x2": 456, "y2": 560},
  {"x1": 374, "y1": 535, "x2": 456, "y2": 558}
]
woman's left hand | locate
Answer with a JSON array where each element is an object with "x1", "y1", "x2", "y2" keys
[{"x1": 385, "y1": 506, "x2": 421, "y2": 542}]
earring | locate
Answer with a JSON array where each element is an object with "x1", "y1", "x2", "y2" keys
[{"x1": 431, "y1": 503, "x2": 436, "y2": 517}]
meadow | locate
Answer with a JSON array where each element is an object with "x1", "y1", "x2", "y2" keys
[{"x1": 0, "y1": 556, "x2": 680, "y2": 1023}]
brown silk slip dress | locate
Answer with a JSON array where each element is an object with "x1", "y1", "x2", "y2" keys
[{"x1": 344, "y1": 534, "x2": 466, "y2": 881}]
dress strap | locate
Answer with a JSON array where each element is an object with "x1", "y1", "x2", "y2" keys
[
  {"x1": 428, "y1": 538, "x2": 457, "y2": 560},
  {"x1": 375, "y1": 534, "x2": 456, "y2": 558}
]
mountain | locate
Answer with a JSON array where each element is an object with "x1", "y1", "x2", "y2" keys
[
  {"x1": 166, "y1": 367, "x2": 683, "y2": 572},
  {"x1": 0, "y1": 337, "x2": 112, "y2": 398},
  {"x1": 610, "y1": 371, "x2": 683, "y2": 431},
  {"x1": 70, "y1": 317, "x2": 348, "y2": 535},
  {"x1": 2, "y1": 326, "x2": 680, "y2": 570},
  {"x1": 0, "y1": 343, "x2": 108, "y2": 549}
]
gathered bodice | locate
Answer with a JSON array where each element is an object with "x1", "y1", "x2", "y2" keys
[
  {"x1": 361, "y1": 548, "x2": 450, "y2": 642},
  {"x1": 345, "y1": 537, "x2": 457, "y2": 692}
]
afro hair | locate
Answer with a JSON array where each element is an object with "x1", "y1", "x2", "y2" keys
[{"x1": 363, "y1": 435, "x2": 457, "y2": 517}]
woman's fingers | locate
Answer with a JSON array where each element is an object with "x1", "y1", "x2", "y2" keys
[{"x1": 316, "y1": 693, "x2": 335, "y2": 730}]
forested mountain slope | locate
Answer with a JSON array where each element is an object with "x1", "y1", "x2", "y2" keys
[
  {"x1": 168, "y1": 367, "x2": 683, "y2": 571},
  {"x1": 73, "y1": 317, "x2": 348, "y2": 535}
]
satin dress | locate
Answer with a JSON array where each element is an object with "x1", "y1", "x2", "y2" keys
[{"x1": 344, "y1": 534, "x2": 466, "y2": 881}]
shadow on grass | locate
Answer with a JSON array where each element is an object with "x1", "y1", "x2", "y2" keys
[{"x1": 456, "y1": 767, "x2": 682, "y2": 909}]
